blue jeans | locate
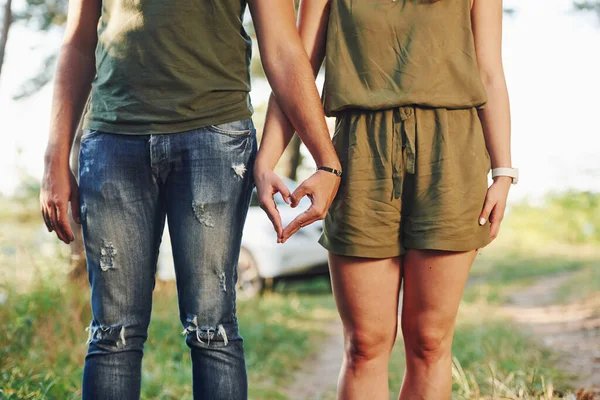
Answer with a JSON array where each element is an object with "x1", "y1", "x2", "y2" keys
[{"x1": 78, "y1": 119, "x2": 257, "y2": 400}]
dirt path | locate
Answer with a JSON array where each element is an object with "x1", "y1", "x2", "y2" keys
[
  {"x1": 284, "y1": 319, "x2": 344, "y2": 400},
  {"x1": 501, "y1": 273, "x2": 600, "y2": 397}
]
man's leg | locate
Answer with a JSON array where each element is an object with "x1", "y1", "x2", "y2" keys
[
  {"x1": 164, "y1": 120, "x2": 256, "y2": 400},
  {"x1": 79, "y1": 131, "x2": 165, "y2": 400}
]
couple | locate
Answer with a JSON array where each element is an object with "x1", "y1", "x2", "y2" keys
[{"x1": 40, "y1": 0, "x2": 516, "y2": 399}]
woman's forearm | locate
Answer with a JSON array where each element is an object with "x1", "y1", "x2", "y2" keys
[
  {"x1": 256, "y1": 95, "x2": 297, "y2": 170},
  {"x1": 479, "y1": 78, "x2": 512, "y2": 169},
  {"x1": 471, "y1": 0, "x2": 511, "y2": 172}
]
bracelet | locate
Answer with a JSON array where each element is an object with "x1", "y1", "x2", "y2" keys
[{"x1": 317, "y1": 166, "x2": 343, "y2": 177}]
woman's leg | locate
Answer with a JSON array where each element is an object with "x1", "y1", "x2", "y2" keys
[
  {"x1": 398, "y1": 249, "x2": 476, "y2": 400},
  {"x1": 329, "y1": 253, "x2": 402, "y2": 400}
]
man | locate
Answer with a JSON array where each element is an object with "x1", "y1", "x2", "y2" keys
[{"x1": 39, "y1": 0, "x2": 340, "y2": 398}]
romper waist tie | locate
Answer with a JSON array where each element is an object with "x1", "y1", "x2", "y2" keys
[{"x1": 392, "y1": 106, "x2": 416, "y2": 199}]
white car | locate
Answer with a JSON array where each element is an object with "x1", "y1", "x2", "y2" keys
[{"x1": 157, "y1": 179, "x2": 329, "y2": 299}]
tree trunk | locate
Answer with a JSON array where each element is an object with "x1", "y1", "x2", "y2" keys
[
  {"x1": 0, "y1": 0, "x2": 13, "y2": 81},
  {"x1": 287, "y1": 134, "x2": 303, "y2": 181}
]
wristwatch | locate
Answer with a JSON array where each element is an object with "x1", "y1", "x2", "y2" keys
[{"x1": 491, "y1": 167, "x2": 519, "y2": 185}]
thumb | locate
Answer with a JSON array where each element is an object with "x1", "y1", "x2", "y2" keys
[{"x1": 290, "y1": 184, "x2": 309, "y2": 208}]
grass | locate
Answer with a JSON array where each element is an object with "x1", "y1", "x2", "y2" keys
[
  {"x1": 1, "y1": 240, "x2": 592, "y2": 400},
  {"x1": 2, "y1": 191, "x2": 599, "y2": 399},
  {"x1": 554, "y1": 265, "x2": 600, "y2": 304},
  {"x1": 388, "y1": 314, "x2": 571, "y2": 400},
  {"x1": 0, "y1": 256, "x2": 337, "y2": 399},
  {"x1": 462, "y1": 249, "x2": 596, "y2": 305}
]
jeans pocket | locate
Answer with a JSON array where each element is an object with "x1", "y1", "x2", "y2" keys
[
  {"x1": 207, "y1": 118, "x2": 254, "y2": 136},
  {"x1": 81, "y1": 129, "x2": 102, "y2": 142}
]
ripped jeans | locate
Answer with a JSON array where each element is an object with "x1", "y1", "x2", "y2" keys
[{"x1": 78, "y1": 119, "x2": 256, "y2": 400}]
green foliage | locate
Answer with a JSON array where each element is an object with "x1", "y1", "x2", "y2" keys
[
  {"x1": 574, "y1": 1, "x2": 600, "y2": 21},
  {"x1": 502, "y1": 191, "x2": 600, "y2": 248},
  {"x1": 14, "y1": 0, "x2": 67, "y2": 31}
]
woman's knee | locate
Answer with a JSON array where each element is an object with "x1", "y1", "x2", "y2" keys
[
  {"x1": 402, "y1": 319, "x2": 454, "y2": 364},
  {"x1": 344, "y1": 326, "x2": 396, "y2": 367}
]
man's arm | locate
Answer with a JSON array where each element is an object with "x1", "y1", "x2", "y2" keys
[
  {"x1": 248, "y1": 0, "x2": 338, "y2": 242},
  {"x1": 40, "y1": 0, "x2": 100, "y2": 244}
]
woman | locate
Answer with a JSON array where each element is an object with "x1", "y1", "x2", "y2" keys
[{"x1": 256, "y1": 0, "x2": 516, "y2": 398}]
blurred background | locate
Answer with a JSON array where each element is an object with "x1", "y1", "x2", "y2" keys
[{"x1": 1, "y1": 0, "x2": 599, "y2": 399}]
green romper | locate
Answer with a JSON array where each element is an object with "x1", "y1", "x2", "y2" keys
[{"x1": 319, "y1": 0, "x2": 492, "y2": 258}]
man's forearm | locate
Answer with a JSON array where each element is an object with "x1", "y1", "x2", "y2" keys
[
  {"x1": 45, "y1": 44, "x2": 95, "y2": 167},
  {"x1": 260, "y1": 45, "x2": 339, "y2": 169}
]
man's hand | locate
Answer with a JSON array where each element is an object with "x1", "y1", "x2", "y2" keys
[
  {"x1": 478, "y1": 176, "x2": 511, "y2": 241},
  {"x1": 280, "y1": 170, "x2": 340, "y2": 243},
  {"x1": 254, "y1": 167, "x2": 292, "y2": 242},
  {"x1": 40, "y1": 161, "x2": 80, "y2": 244}
]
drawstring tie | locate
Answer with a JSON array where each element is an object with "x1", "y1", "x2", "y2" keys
[{"x1": 392, "y1": 106, "x2": 416, "y2": 199}]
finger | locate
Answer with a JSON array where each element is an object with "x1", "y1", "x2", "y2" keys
[
  {"x1": 273, "y1": 178, "x2": 291, "y2": 204},
  {"x1": 290, "y1": 184, "x2": 310, "y2": 208},
  {"x1": 478, "y1": 196, "x2": 495, "y2": 226},
  {"x1": 489, "y1": 204, "x2": 504, "y2": 241},
  {"x1": 71, "y1": 190, "x2": 81, "y2": 225},
  {"x1": 490, "y1": 221, "x2": 501, "y2": 241},
  {"x1": 263, "y1": 200, "x2": 284, "y2": 241},
  {"x1": 41, "y1": 206, "x2": 53, "y2": 232},
  {"x1": 258, "y1": 191, "x2": 284, "y2": 238},
  {"x1": 54, "y1": 203, "x2": 74, "y2": 244},
  {"x1": 48, "y1": 203, "x2": 67, "y2": 242},
  {"x1": 281, "y1": 208, "x2": 319, "y2": 243}
]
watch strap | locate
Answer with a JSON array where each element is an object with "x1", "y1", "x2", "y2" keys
[
  {"x1": 491, "y1": 167, "x2": 519, "y2": 185},
  {"x1": 317, "y1": 166, "x2": 343, "y2": 177}
]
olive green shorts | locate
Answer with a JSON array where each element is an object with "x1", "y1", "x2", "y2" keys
[{"x1": 319, "y1": 106, "x2": 492, "y2": 258}]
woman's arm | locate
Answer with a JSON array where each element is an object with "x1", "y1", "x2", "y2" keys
[
  {"x1": 252, "y1": 0, "x2": 335, "y2": 242},
  {"x1": 472, "y1": 0, "x2": 512, "y2": 240}
]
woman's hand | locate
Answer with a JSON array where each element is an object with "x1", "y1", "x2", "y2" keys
[
  {"x1": 254, "y1": 166, "x2": 292, "y2": 242},
  {"x1": 479, "y1": 176, "x2": 512, "y2": 241}
]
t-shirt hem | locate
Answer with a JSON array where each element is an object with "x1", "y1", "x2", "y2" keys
[{"x1": 82, "y1": 109, "x2": 253, "y2": 135}]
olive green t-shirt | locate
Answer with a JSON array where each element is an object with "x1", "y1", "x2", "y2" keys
[{"x1": 83, "y1": 0, "x2": 253, "y2": 135}]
